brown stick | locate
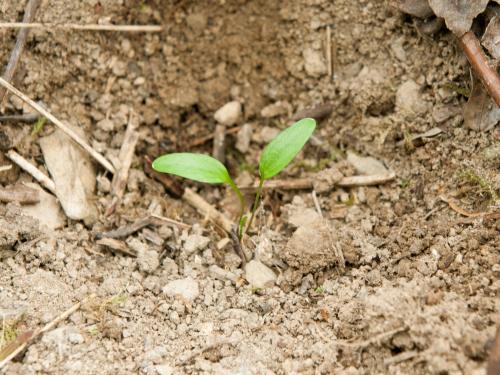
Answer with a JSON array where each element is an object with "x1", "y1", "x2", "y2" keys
[
  {"x1": 212, "y1": 124, "x2": 226, "y2": 163},
  {"x1": 0, "y1": 77, "x2": 115, "y2": 173},
  {"x1": 0, "y1": 0, "x2": 41, "y2": 105},
  {"x1": 183, "y1": 188, "x2": 233, "y2": 233},
  {"x1": 6, "y1": 150, "x2": 56, "y2": 193},
  {"x1": 459, "y1": 31, "x2": 500, "y2": 107},
  {"x1": 96, "y1": 238, "x2": 136, "y2": 257},
  {"x1": 291, "y1": 103, "x2": 333, "y2": 122},
  {"x1": 106, "y1": 112, "x2": 139, "y2": 215},
  {"x1": 0, "y1": 185, "x2": 39, "y2": 204},
  {"x1": 187, "y1": 126, "x2": 240, "y2": 148},
  {"x1": 0, "y1": 22, "x2": 163, "y2": 32}
]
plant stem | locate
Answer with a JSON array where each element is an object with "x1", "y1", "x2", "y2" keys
[
  {"x1": 227, "y1": 179, "x2": 246, "y2": 239},
  {"x1": 245, "y1": 177, "x2": 264, "y2": 235}
]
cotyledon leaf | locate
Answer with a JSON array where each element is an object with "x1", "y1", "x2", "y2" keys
[
  {"x1": 152, "y1": 153, "x2": 233, "y2": 184},
  {"x1": 259, "y1": 118, "x2": 316, "y2": 180}
]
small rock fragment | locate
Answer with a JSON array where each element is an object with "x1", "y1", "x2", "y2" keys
[
  {"x1": 183, "y1": 234, "x2": 210, "y2": 255},
  {"x1": 303, "y1": 48, "x2": 327, "y2": 77},
  {"x1": 236, "y1": 123, "x2": 253, "y2": 153},
  {"x1": 155, "y1": 364, "x2": 174, "y2": 375},
  {"x1": 162, "y1": 278, "x2": 199, "y2": 302},
  {"x1": 214, "y1": 101, "x2": 242, "y2": 126},
  {"x1": 137, "y1": 249, "x2": 160, "y2": 273},
  {"x1": 21, "y1": 183, "x2": 65, "y2": 230},
  {"x1": 260, "y1": 101, "x2": 291, "y2": 118},
  {"x1": 254, "y1": 126, "x2": 280, "y2": 144},
  {"x1": 347, "y1": 152, "x2": 389, "y2": 176},
  {"x1": 312, "y1": 167, "x2": 344, "y2": 193},
  {"x1": 244, "y1": 260, "x2": 277, "y2": 288},
  {"x1": 395, "y1": 80, "x2": 429, "y2": 115},
  {"x1": 282, "y1": 196, "x2": 320, "y2": 228}
]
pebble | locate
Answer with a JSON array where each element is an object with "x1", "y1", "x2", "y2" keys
[
  {"x1": 255, "y1": 126, "x2": 280, "y2": 144},
  {"x1": 260, "y1": 101, "x2": 291, "y2": 118},
  {"x1": 236, "y1": 123, "x2": 253, "y2": 153},
  {"x1": 244, "y1": 260, "x2": 277, "y2": 288},
  {"x1": 346, "y1": 151, "x2": 389, "y2": 176},
  {"x1": 162, "y1": 278, "x2": 200, "y2": 302},
  {"x1": 303, "y1": 48, "x2": 327, "y2": 77},
  {"x1": 183, "y1": 234, "x2": 210, "y2": 255},
  {"x1": 396, "y1": 80, "x2": 429, "y2": 114},
  {"x1": 214, "y1": 101, "x2": 242, "y2": 126},
  {"x1": 155, "y1": 364, "x2": 174, "y2": 375}
]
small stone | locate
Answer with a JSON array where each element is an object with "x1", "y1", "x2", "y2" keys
[
  {"x1": 214, "y1": 101, "x2": 242, "y2": 126},
  {"x1": 260, "y1": 101, "x2": 291, "y2": 118},
  {"x1": 254, "y1": 126, "x2": 280, "y2": 144},
  {"x1": 96, "y1": 118, "x2": 114, "y2": 132},
  {"x1": 346, "y1": 151, "x2": 389, "y2": 176},
  {"x1": 312, "y1": 167, "x2": 343, "y2": 193},
  {"x1": 236, "y1": 123, "x2": 253, "y2": 153},
  {"x1": 21, "y1": 183, "x2": 66, "y2": 230},
  {"x1": 183, "y1": 234, "x2": 210, "y2": 255},
  {"x1": 162, "y1": 278, "x2": 199, "y2": 302},
  {"x1": 396, "y1": 80, "x2": 429, "y2": 114},
  {"x1": 244, "y1": 260, "x2": 277, "y2": 289},
  {"x1": 303, "y1": 48, "x2": 327, "y2": 77},
  {"x1": 68, "y1": 332, "x2": 84, "y2": 344},
  {"x1": 144, "y1": 346, "x2": 167, "y2": 364},
  {"x1": 155, "y1": 364, "x2": 174, "y2": 375},
  {"x1": 128, "y1": 239, "x2": 159, "y2": 273}
]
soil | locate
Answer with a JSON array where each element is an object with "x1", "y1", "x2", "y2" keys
[{"x1": 1, "y1": 1, "x2": 499, "y2": 374}]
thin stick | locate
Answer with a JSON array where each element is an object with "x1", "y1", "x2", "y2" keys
[
  {"x1": 0, "y1": 300, "x2": 83, "y2": 370},
  {"x1": 0, "y1": 165, "x2": 12, "y2": 173},
  {"x1": 458, "y1": 31, "x2": 500, "y2": 107},
  {"x1": 183, "y1": 188, "x2": 233, "y2": 233},
  {"x1": 0, "y1": 22, "x2": 163, "y2": 32},
  {"x1": 337, "y1": 172, "x2": 396, "y2": 187},
  {"x1": 0, "y1": 113, "x2": 39, "y2": 123},
  {"x1": 0, "y1": 77, "x2": 115, "y2": 174},
  {"x1": 212, "y1": 124, "x2": 226, "y2": 163},
  {"x1": 440, "y1": 195, "x2": 498, "y2": 218},
  {"x1": 96, "y1": 238, "x2": 136, "y2": 257},
  {"x1": 326, "y1": 26, "x2": 332, "y2": 78},
  {"x1": 0, "y1": 0, "x2": 41, "y2": 105},
  {"x1": 106, "y1": 112, "x2": 139, "y2": 215},
  {"x1": 188, "y1": 126, "x2": 240, "y2": 148},
  {"x1": 0, "y1": 185, "x2": 39, "y2": 204},
  {"x1": 6, "y1": 150, "x2": 56, "y2": 193},
  {"x1": 312, "y1": 190, "x2": 323, "y2": 217}
]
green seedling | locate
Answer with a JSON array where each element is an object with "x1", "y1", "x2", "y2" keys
[{"x1": 153, "y1": 118, "x2": 316, "y2": 239}]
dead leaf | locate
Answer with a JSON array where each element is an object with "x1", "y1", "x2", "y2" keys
[
  {"x1": 463, "y1": 78, "x2": 500, "y2": 131},
  {"x1": 428, "y1": 0, "x2": 489, "y2": 36},
  {"x1": 482, "y1": 16, "x2": 500, "y2": 59}
]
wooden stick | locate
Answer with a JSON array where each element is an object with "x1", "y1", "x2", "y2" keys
[
  {"x1": 96, "y1": 238, "x2": 136, "y2": 257},
  {"x1": 326, "y1": 26, "x2": 332, "y2": 78},
  {"x1": 241, "y1": 172, "x2": 396, "y2": 192},
  {"x1": 0, "y1": 77, "x2": 115, "y2": 173},
  {"x1": 0, "y1": 185, "x2": 39, "y2": 204},
  {"x1": 183, "y1": 188, "x2": 233, "y2": 233},
  {"x1": 106, "y1": 112, "x2": 139, "y2": 215},
  {"x1": 5, "y1": 150, "x2": 56, "y2": 193},
  {"x1": 0, "y1": 22, "x2": 163, "y2": 32},
  {"x1": 0, "y1": 0, "x2": 41, "y2": 105},
  {"x1": 212, "y1": 124, "x2": 226, "y2": 163},
  {"x1": 0, "y1": 164, "x2": 12, "y2": 173},
  {"x1": 291, "y1": 103, "x2": 333, "y2": 122},
  {"x1": 187, "y1": 126, "x2": 240, "y2": 148},
  {"x1": 0, "y1": 300, "x2": 83, "y2": 370},
  {"x1": 458, "y1": 31, "x2": 500, "y2": 107}
]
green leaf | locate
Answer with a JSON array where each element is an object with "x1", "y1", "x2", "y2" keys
[
  {"x1": 259, "y1": 118, "x2": 316, "y2": 180},
  {"x1": 152, "y1": 153, "x2": 233, "y2": 184}
]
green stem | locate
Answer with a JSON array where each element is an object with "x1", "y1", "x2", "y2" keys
[
  {"x1": 227, "y1": 179, "x2": 246, "y2": 239},
  {"x1": 245, "y1": 177, "x2": 264, "y2": 235}
]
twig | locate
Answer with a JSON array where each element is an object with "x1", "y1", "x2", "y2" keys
[
  {"x1": 230, "y1": 229, "x2": 247, "y2": 266},
  {"x1": 144, "y1": 155, "x2": 183, "y2": 198},
  {"x1": 241, "y1": 172, "x2": 396, "y2": 192},
  {"x1": 6, "y1": 150, "x2": 56, "y2": 193},
  {"x1": 96, "y1": 238, "x2": 136, "y2": 257},
  {"x1": 0, "y1": 164, "x2": 12, "y2": 173},
  {"x1": 0, "y1": 77, "x2": 115, "y2": 173},
  {"x1": 212, "y1": 124, "x2": 226, "y2": 163},
  {"x1": 183, "y1": 188, "x2": 233, "y2": 233},
  {"x1": 0, "y1": 185, "x2": 39, "y2": 204},
  {"x1": 106, "y1": 112, "x2": 139, "y2": 215},
  {"x1": 187, "y1": 126, "x2": 240, "y2": 148},
  {"x1": 95, "y1": 215, "x2": 189, "y2": 240},
  {"x1": 0, "y1": 22, "x2": 163, "y2": 32},
  {"x1": 0, "y1": 0, "x2": 41, "y2": 105},
  {"x1": 0, "y1": 300, "x2": 83, "y2": 370},
  {"x1": 292, "y1": 103, "x2": 333, "y2": 122},
  {"x1": 311, "y1": 190, "x2": 323, "y2": 217},
  {"x1": 384, "y1": 351, "x2": 419, "y2": 366},
  {"x1": 0, "y1": 113, "x2": 40, "y2": 123},
  {"x1": 458, "y1": 31, "x2": 500, "y2": 107},
  {"x1": 326, "y1": 26, "x2": 332, "y2": 78},
  {"x1": 440, "y1": 195, "x2": 498, "y2": 218}
]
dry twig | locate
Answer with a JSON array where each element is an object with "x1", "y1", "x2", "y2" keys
[
  {"x1": 106, "y1": 112, "x2": 139, "y2": 215},
  {"x1": 0, "y1": 165, "x2": 12, "y2": 173},
  {"x1": 0, "y1": 300, "x2": 83, "y2": 370},
  {"x1": 0, "y1": 0, "x2": 41, "y2": 105},
  {"x1": 0, "y1": 185, "x2": 39, "y2": 204},
  {"x1": 0, "y1": 22, "x2": 163, "y2": 32},
  {"x1": 5, "y1": 150, "x2": 56, "y2": 193},
  {"x1": 96, "y1": 238, "x2": 136, "y2": 257},
  {"x1": 183, "y1": 188, "x2": 233, "y2": 233},
  {"x1": 440, "y1": 195, "x2": 499, "y2": 219},
  {"x1": 212, "y1": 124, "x2": 226, "y2": 163},
  {"x1": 187, "y1": 126, "x2": 240, "y2": 148},
  {"x1": 0, "y1": 77, "x2": 115, "y2": 173},
  {"x1": 458, "y1": 31, "x2": 500, "y2": 107}
]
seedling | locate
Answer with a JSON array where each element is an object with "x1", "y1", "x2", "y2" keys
[{"x1": 152, "y1": 118, "x2": 316, "y2": 239}]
